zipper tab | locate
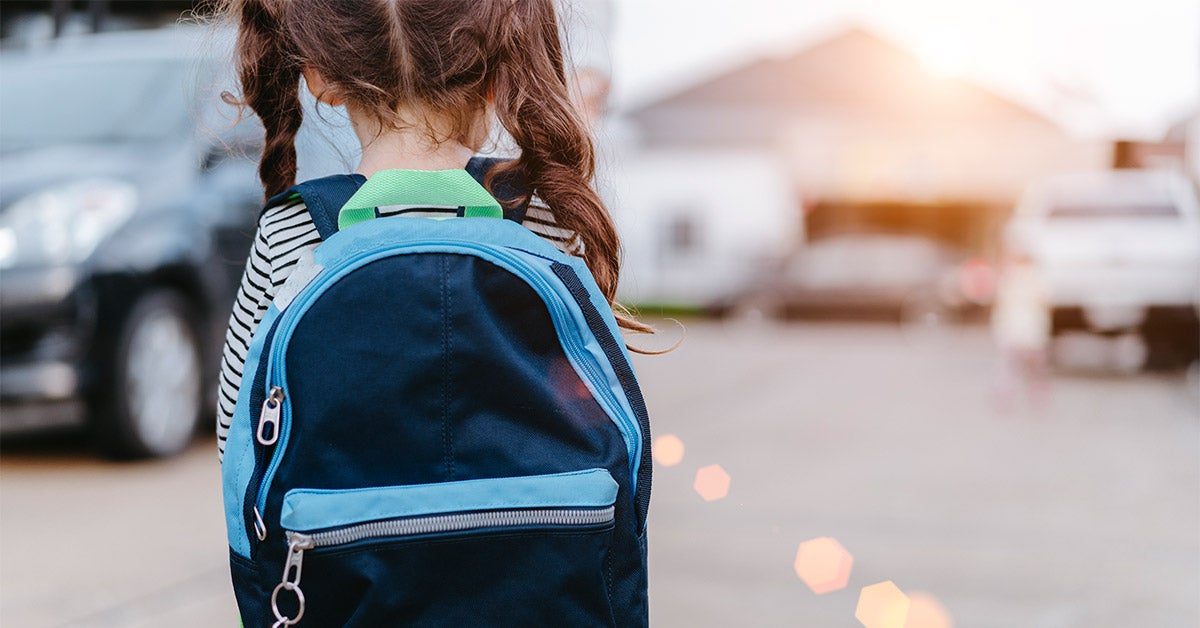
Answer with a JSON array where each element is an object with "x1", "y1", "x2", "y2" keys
[
  {"x1": 256, "y1": 386, "x2": 284, "y2": 446},
  {"x1": 271, "y1": 533, "x2": 313, "y2": 627},
  {"x1": 283, "y1": 532, "x2": 313, "y2": 583}
]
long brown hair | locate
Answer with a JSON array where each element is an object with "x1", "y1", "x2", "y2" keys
[{"x1": 219, "y1": 0, "x2": 652, "y2": 336}]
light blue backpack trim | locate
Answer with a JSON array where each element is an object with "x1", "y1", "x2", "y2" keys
[
  {"x1": 280, "y1": 469, "x2": 618, "y2": 532},
  {"x1": 553, "y1": 252, "x2": 639, "y2": 368},
  {"x1": 223, "y1": 304, "x2": 281, "y2": 558},
  {"x1": 249, "y1": 218, "x2": 642, "y2": 523}
]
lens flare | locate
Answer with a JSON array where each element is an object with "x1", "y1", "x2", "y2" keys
[
  {"x1": 856, "y1": 581, "x2": 910, "y2": 628},
  {"x1": 793, "y1": 536, "x2": 853, "y2": 594},
  {"x1": 653, "y1": 434, "x2": 685, "y2": 466},
  {"x1": 693, "y1": 464, "x2": 730, "y2": 501},
  {"x1": 549, "y1": 357, "x2": 593, "y2": 400}
]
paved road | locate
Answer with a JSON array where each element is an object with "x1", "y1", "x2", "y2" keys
[{"x1": 2, "y1": 321, "x2": 1197, "y2": 627}]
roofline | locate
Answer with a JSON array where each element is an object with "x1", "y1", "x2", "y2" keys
[{"x1": 622, "y1": 24, "x2": 1061, "y2": 130}]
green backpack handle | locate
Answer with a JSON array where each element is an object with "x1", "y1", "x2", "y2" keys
[{"x1": 337, "y1": 169, "x2": 504, "y2": 230}]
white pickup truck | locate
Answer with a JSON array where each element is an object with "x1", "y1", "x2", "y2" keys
[{"x1": 1004, "y1": 169, "x2": 1200, "y2": 366}]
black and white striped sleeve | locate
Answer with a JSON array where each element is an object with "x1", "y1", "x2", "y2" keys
[
  {"x1": 215, "y1": 198, "x2": 319, "y2": 461},
  {"x1": 525, "y1": 197, "x2": 584, "y2": 256}
]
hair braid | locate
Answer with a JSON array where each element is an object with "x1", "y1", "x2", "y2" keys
[
  {"x1": 227, "y1": 0, "x2": 303, "y2": 199},
  {"x1": 489, "y1": 0, "x2": 652, "y2": 335}
]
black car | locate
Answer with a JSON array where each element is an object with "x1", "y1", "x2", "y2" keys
[{"x1": 0, "y1": 27, "x2": 264, "y2": 457}]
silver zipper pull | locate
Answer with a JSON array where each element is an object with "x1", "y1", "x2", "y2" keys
[
  {"x1": 271, "y1": 533, "x2": 314, "y2": 627},
  {"x1": 253, "y1": 506, "x2": 268, "y2": 541},
  {"x1": 282, "y1": 532, "x2": 313, "y2": 585},
  {"x1": 256, "y1": 386, "x2": 284, "y2": 446}
]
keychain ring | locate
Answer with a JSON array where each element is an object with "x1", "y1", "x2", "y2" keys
[{"x1": 270, "y1": 581, "x2": 305, "y2": 626}]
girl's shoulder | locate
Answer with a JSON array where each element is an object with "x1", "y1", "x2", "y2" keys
[
  {"x1": 253, "y1": 171, "x2": 581, "y2": 258},
  {"x1": 259, "y1": 192, "x2": 580, "y2": 255},
  {"x1": 525, "y1": 196, "x2": 582, "y2": 255},
  {"x1": 259, "y1": 195, "x2": 314, "y2": 233},
  {"x1": 257, "y1": 196, "x2": 322, "y2": 260}
]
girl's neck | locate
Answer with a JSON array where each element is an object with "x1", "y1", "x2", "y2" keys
[{"x1": 351, "y1": 112, "x2": 474, "y2": 178}]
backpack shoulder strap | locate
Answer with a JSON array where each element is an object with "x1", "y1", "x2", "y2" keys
[
  {"x1": 262, "y1": 174, "x2": 368, "y2": 240},
  {"x1": 466, "y1": 156, "x2": 533, "y2": 224},
  {"x1": 259, "y1": 158, "x2": 531, "y2": 241}
]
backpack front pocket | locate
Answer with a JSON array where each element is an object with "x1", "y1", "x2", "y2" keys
[{"x1": 268, "y1": 469, "x2": 619, "y2": 627}]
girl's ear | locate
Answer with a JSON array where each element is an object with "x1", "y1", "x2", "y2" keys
[{"x1": 302, "y1": 66, "x2": 345, "y2": 107}]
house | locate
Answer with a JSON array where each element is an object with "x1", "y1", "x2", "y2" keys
[
  {"x1": 617, "y1": 28, "x2": 1108, "y2": 265},
  {"x1": 602, "y1": 143, "x2": 799, "y2": 308}
]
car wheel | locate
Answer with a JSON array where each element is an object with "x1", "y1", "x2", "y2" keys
[{"x1": 97, "y1": 290, "x2": 203, "y2": 459}]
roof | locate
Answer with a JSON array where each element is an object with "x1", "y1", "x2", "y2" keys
[{"x1": 629, "y1": 27, "x2": 1058, "y2": 128}]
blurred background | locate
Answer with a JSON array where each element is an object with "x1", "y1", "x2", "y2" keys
[{"x1": 0, "y1": 1, "x2": 1197, "y2": 627}]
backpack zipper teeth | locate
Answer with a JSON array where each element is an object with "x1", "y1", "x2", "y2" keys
[{"x1": 290, "y1": 506, "x2": 616, "y2": 549}]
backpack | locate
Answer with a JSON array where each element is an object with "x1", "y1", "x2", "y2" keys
[{"x1": 220, "y1": 157, "x2": 652, "y2": 627}]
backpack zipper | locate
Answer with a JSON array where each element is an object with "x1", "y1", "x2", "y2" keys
[
  {"x1": 248, "y1": 385, "x2": 284, "y2": 541},
  {"x1": 250, "y1": 241, "x2": 642, "y2": 529},
  {"x1": 255, "y1": 386, "x2": 284, "y2": 446},
  {"x1": 271, "y1": 505, "x2": 615, "y2": 625},
  {"x1": 290, "y1": 506, "x2": 615, "y2": 550}
]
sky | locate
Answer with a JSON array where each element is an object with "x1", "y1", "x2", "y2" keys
[{"x1": 603, "y1": 0, "x2": 1200, "y2": 140}]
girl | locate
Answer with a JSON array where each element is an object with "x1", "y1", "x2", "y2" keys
[{"x1": 214, "y1": 0, "x2": 650, "y2": 459}]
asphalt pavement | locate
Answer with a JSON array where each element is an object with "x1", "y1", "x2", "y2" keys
[{"x1": 2, "y1": 321, "x2": 1197, "y2": 627}]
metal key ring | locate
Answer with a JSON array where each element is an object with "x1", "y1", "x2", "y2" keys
[{"x1": 271, "y1": 581, "x2": 305, "y2": 626}]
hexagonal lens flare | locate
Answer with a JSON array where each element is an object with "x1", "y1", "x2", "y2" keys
[
  {"x1": 793, "y1": 536, "x2": 853, "y2": 594},
  {"x1": 903, "y1": 592, "x2": 953, "y2": 628},
  {"x1": 856, "y1": 581, "x2": 910, "y2": 628},
  {"x1": 653, "y1": 434, "x2": 685, "y2": 467},
  {"x1": 692, "y1": 464, "x2": 730, "y2": 501}
]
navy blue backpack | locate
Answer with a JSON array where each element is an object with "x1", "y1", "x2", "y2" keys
[{"x1": 221, "y1": 158, "x2": 652, "y2": 627}]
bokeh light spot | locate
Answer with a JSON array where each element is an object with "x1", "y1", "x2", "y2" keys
[
  {"x1": 903, "y1": 592, "x2": 953, "y2": 628},
  {"x1": 856, "y1": 581, "x2": 910, "y2": 628},
  {"x1": 693, "y1": 464, "x2": 730, "y2": 501},
  {"x1": 653, "y1": 434, "x2": 685, "y2": 466},
  {"x1": 793, "y1": 536, "x2": 853, "y2": 594}
]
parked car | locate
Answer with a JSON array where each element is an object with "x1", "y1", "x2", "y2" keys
[
  {"x1": 716, "y1": 232, "x2": 989, "y2": 323},
  {"x1": 1003, "y1": 169, "x2": 1200, "y2": 367},
  {"x1": 0, "y1": 27, "x2": 264, "y2": 457}
]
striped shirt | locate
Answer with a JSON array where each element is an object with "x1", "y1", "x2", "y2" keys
[{"x1": 215, "y1": 195, "x2": 578, "y2": 460}]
